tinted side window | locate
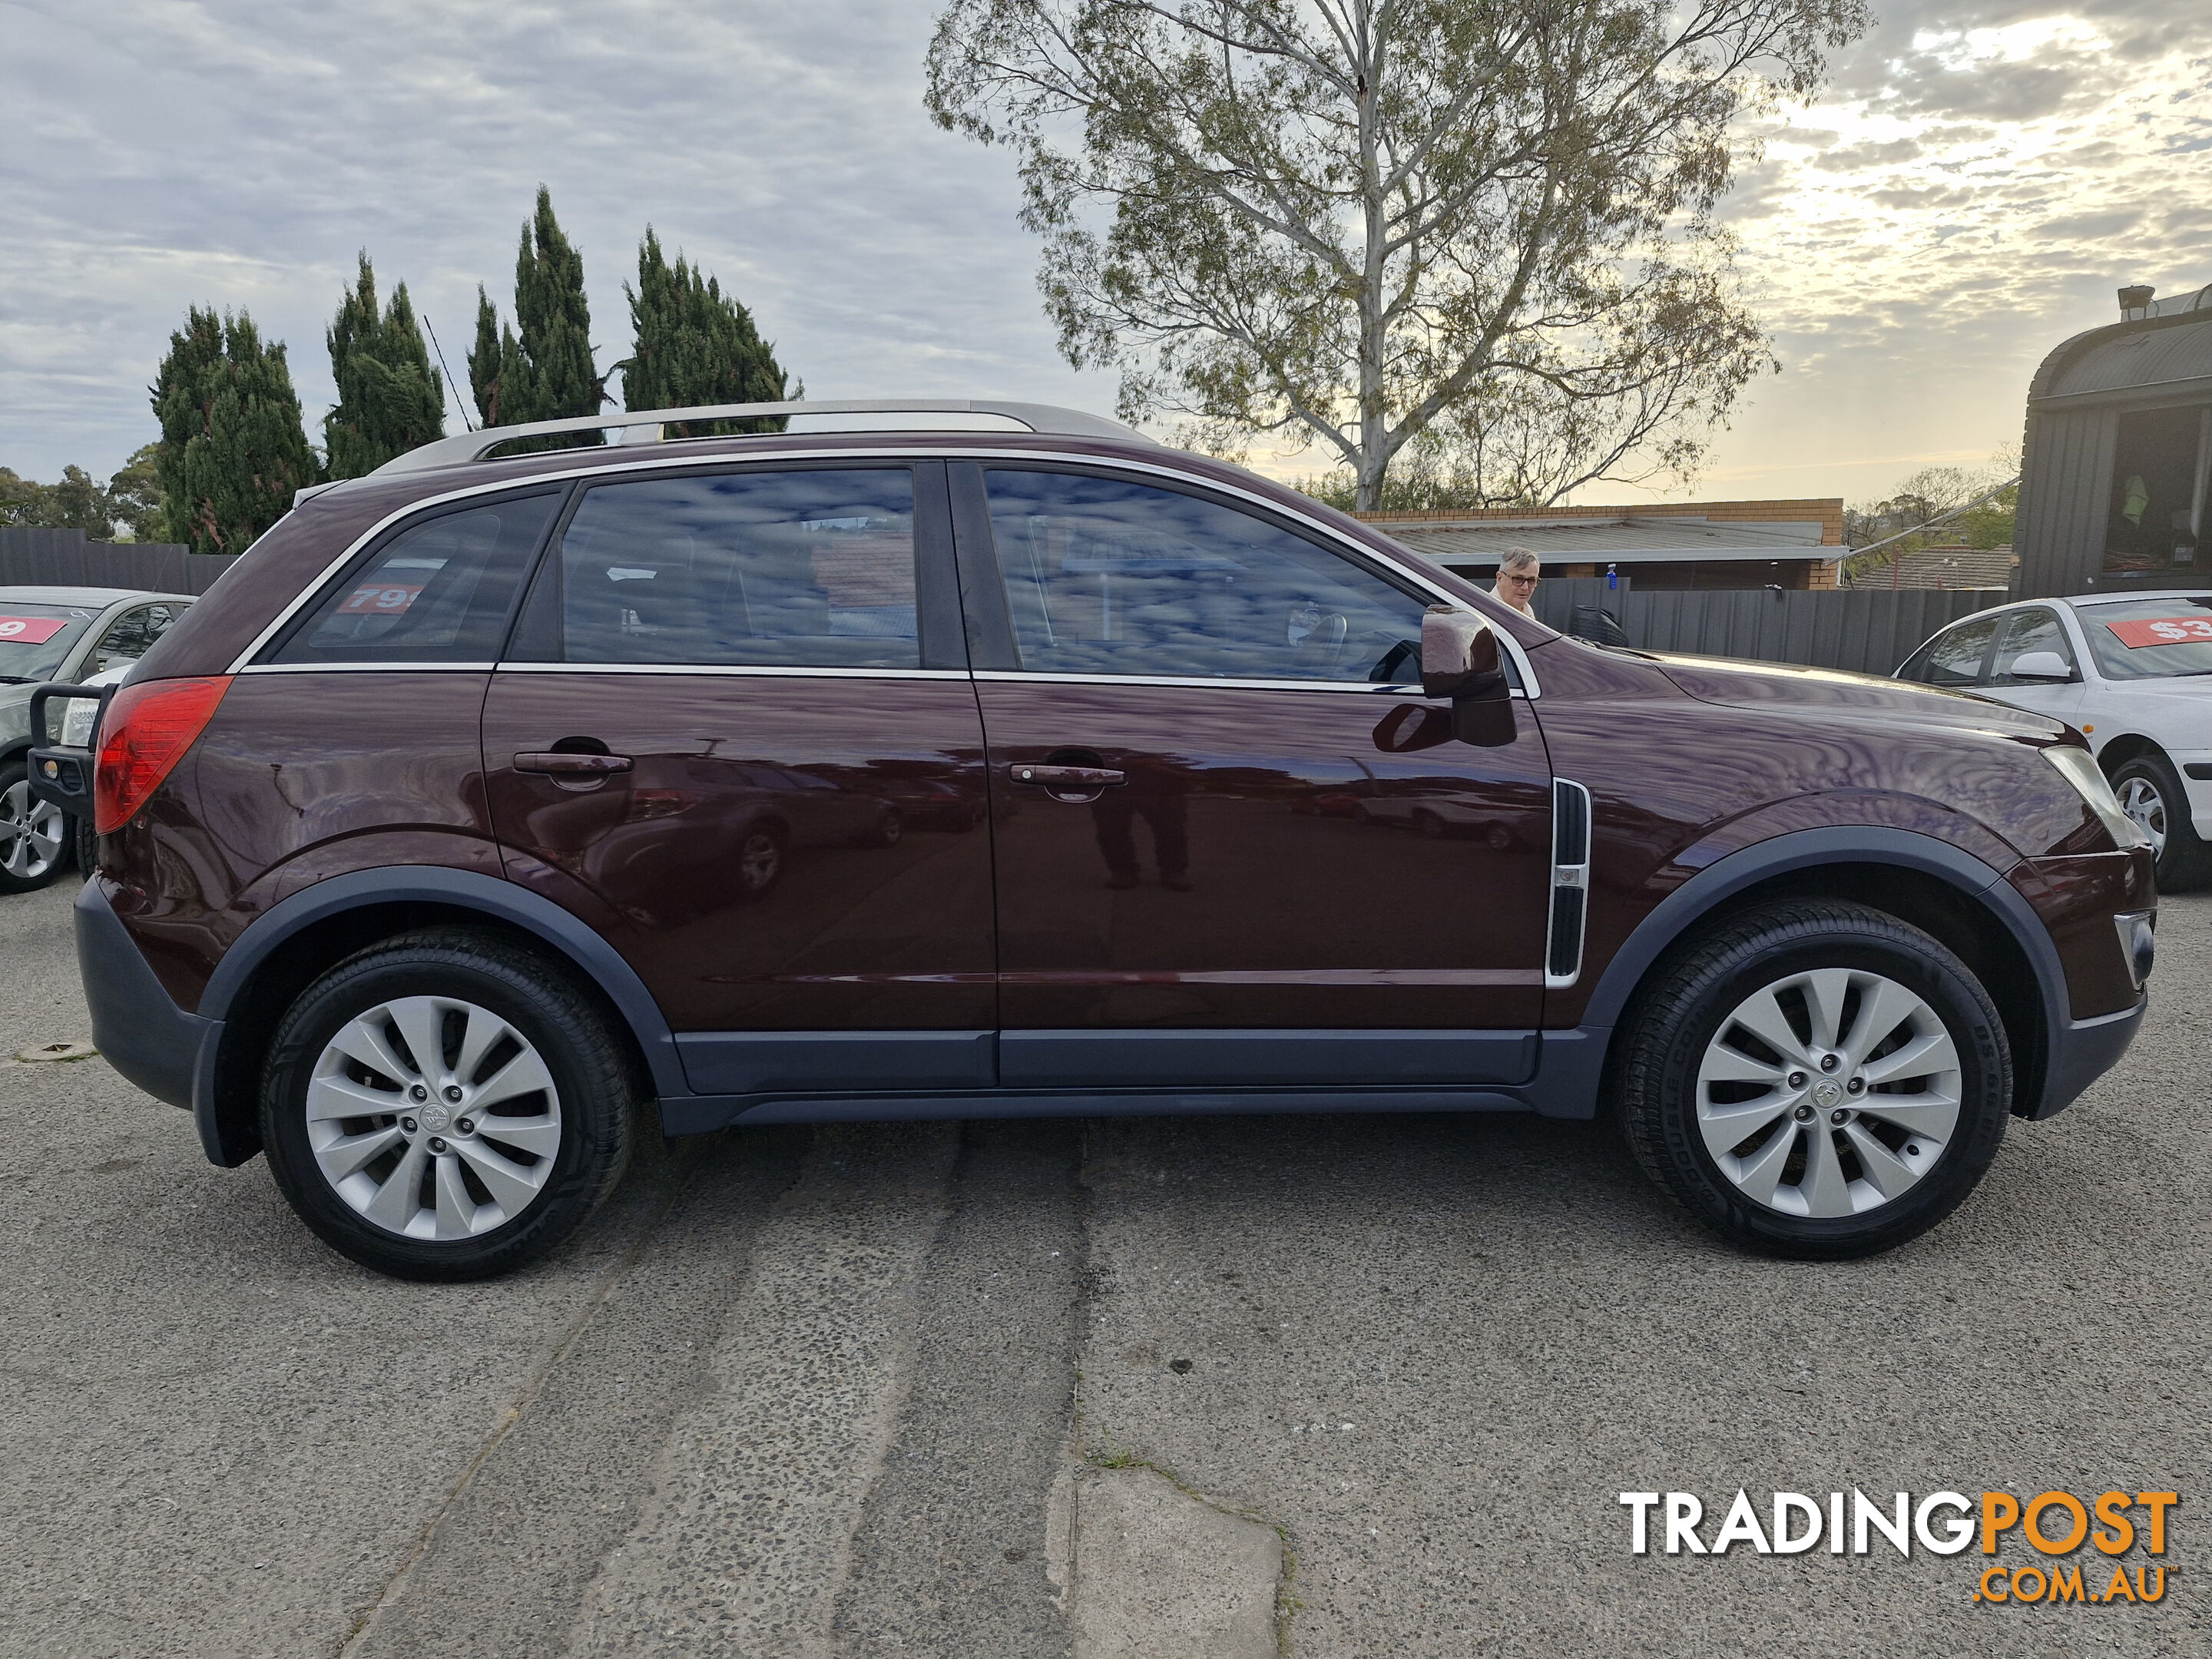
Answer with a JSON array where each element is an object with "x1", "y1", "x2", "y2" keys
[
  {"x1": 94, "y1": 601, "x2": 185, "y2": 674},
  {"x1": 521, "y1": 469, "x2": 920, "y2": 669},
  {"x1": 270, "y1": 492, "x2": 561, "y2": 664},
  {"x1": 1907, "y1": 616, "x2": 2000, "y2": 687},
  {"x1": 981, "y1": 469, "x2": 1425, "y2": 681},
  {"x1": 1988, "y1": 608, "x2": 2076, "y2": 684}
]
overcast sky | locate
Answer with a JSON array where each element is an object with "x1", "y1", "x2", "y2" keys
[{"x1": 2, "y1": 0, "x2": 2206, "y2": 508}]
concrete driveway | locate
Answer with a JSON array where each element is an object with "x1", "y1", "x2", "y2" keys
[{"x1": 2, "y1": 876, "x2": 2204, "y2": 1657}]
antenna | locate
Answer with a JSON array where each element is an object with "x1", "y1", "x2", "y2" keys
[{"x1": 419, "y1": 313, "x2": 474, "y2": 433}]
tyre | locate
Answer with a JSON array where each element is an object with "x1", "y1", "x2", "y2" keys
[
  {"x1": 259, "y1": 929, "x2": 637, "y2": 1280},
  {"x1": 72, "y1": 815, "x2": 98, "y2": 876},
  {"x1": 2109, "y1": 751, "x2": 2209, "y2": 889},
  {"x1": 0, "y1": 760, "x2": 69, "y2": 893},
  {"x1": 860, "y1": 806, "x2": 903, "y2": 848},
  {"x1": 1615, "y1": 900, "x2": 2011, "y2": 1260}
]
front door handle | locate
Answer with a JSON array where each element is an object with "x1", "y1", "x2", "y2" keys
[
  {"x1": 516, "y1": 752, "x2": 634, "y2": 791},
  {"x1": 516, "y1": 752, "x2": 634, "y2": 776},
  {"x1": 1008, "y1": 763, "x2": 1126, "y2": 788}
]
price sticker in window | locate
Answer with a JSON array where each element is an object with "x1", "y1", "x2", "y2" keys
[
  {"x1": 337, "y1": 582, "x2": 425, "y2": 616},
  {"x1": 2105, "y1": 616, "x2": 2212, "y2": 648},
  {"x1": 0, "y1": 616, "x2": 69, "y2": 644}
]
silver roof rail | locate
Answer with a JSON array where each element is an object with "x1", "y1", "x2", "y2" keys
[{"x1": 370, "y1": 398, "x2": 1151, "y2": 475}]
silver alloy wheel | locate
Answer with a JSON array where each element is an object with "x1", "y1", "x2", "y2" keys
[
  {"x1": 2116, "y1": 776, "x2": 2168, "y2": 856},
  {"x1": 305, "y1": 995, "x2": 563, "y2": 1240},
  {"x1": 1, "y1": 778, "x2": 65, "y2": 881},
  {"x1": 1695, "y1": 968, "x2": 1962, "y2": 1219}
]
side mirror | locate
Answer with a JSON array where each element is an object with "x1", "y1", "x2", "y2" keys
[
  {"x1": 2008, "y1": 651, "x2": 2076, "y2": 684},
  {"x1": 1420, "y1": 606, "x2": 1505, "y2": 700}
]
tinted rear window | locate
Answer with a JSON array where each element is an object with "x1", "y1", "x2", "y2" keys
[{"x1": 267, "y1": 492, "x2": 561, "y2": 665}]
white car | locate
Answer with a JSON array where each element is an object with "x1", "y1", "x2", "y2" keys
[{"x1": 1896, "y1": 589, "x2": 2212, "y2": 885}]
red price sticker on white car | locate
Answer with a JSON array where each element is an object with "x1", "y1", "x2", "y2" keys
[
  {"x1": 0, "y1": 616, "x2": 69, "y2": 644},
  {"x1": 337, "y1": 582, "x2": 424, "y2": 615},
  {"x1": 2106, "y1": 616, "x2": 2212, "y2": 648}
]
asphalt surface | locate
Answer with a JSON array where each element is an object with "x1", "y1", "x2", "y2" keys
[{"x1": 2, "y1": 874, "x2": 2204, "y2": 1657}]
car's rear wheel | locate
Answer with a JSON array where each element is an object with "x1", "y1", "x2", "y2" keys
[
  {"x1": 2109, "y1": 751, "x2": 2208, "y2": 888},
  {"x1": 0, "y1": 763, "x2": 69, "y2": 893},
  {"x1": 1616, "y1": 900, "x2": 2010, "y2": 1260},
  {"x1": 735, "y1": 824, "x2": 786, "y2": 899},
  {"x1": 260, "y1": 929, "x2": 637, "y2": 1280}
]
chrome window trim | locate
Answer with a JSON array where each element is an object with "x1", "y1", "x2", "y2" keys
[
  {"x1": 493, "y1": 662, "x2": 968, "y2": 680},
  {"x1": 238, "y1": 661, "x2": 500, "y2": 674},
  {"x1": 227, "y1": 443, "x2": 1542, "y2": 695},
  {"x1": 972, "y1": 667, "x2": 1528, "y2": 699}
]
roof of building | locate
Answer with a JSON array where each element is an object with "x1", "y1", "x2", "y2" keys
[
  {"x1": 1359, "y1": 499, "x2": 1843, "y2": 565},
  {"x1": 1859, "y1": 545, "x2": 2018, "y2": 591},
  {"x1": 2029, "y1": 280, "x2": 2212, "y2": 409}
]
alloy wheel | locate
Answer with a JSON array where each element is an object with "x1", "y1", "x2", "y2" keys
[
  {"x1": 2115, "y1": 776, "x2": 2168, "y2": 856},
  {"x1": 304, "y1": 995, "x2": 563, "y2": 1240},
  {"x1": 1695, "y1": 968, "x2": 1962, "y2": 1219},
  {"x1": 1, "y1": 779, "x2": 65, "y2": 881},
  {"x1": 738, "y1": 830, "x2": 783, "y2": 892}
]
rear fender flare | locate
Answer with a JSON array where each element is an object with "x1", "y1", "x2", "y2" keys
[{"x1": 204, "y1": 866, "x2": 685, "y2": 1098}]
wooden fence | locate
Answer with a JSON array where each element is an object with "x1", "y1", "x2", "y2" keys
[
  {"x1": 0, "y1": 528, "x2": 237, "y2": 595},
  {"x1": 1517, "y1": 576, "x2": 2009, "y2": 677}
]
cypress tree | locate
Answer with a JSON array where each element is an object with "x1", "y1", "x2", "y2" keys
[
  {"x1": 150, "y1": 306, "x2": 318, "y2": 555},
  {"x1": 324, "y1": 253, "x2": 445, "y2": 478},
  {"x1": 621, "y1": 227, "x2": 793, "y2": 436},
  {"x1": 468, "y1": 187, "x2": 603, "y2": 447}
]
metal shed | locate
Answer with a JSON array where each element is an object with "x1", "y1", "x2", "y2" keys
[{"x1": 2017, "y1": 281, "x2": 2212, "y2": 598}]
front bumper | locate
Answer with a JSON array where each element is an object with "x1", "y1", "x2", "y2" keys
[
  {"x1": 75, "y1": 880, "x2": 243, "y2": 1163},
  {"x1": 2022, "y1": 994, "x2": 2147, "y2": 1121}
]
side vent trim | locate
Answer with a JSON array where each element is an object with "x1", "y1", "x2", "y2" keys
[{"x1": 1545, "y1": 779, "x2": 1594, "y2": 988}]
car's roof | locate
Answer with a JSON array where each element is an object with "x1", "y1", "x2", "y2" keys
[
  {"x1": 2061, "y1": 588, "x2": 2212, "y2": 608},
  {"x1": 0, "y1": 585, "x2": 191, "y2": 607}
]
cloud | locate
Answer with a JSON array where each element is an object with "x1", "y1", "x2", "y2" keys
[{"x1": 1808, "y1": 137, "x2": 1924, "y2": 171}]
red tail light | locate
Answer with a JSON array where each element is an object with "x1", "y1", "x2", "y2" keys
[{"x1": 94, "y1": 676, "x2": 233, "y2": 835}]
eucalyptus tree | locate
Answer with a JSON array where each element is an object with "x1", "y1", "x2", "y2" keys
[{"x1": 927, "y1": 0, "x2": 1866, "y2": 508}]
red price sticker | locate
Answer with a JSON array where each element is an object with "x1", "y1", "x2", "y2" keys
[
  {"x1": 0, "y1": 616, "x2": 69, "y2": 644},
  {"x1": 2106, "y1": 616, "x2": 2212, "y2": 649},
  {"x1": 338, "y1": 582, "x2": 424, "y2": 616}
]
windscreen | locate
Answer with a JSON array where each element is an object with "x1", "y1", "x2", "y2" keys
[
  {"x1": 0, "y1": 601, "x2": 101, "y2": 682},
  {"x1": 2080, "y1": 596, "x2": 2212, "y2": 680}
]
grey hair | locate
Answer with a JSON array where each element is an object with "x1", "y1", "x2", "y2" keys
[{"x1": 1497, "y1": 548, "x2": 1540, "y2": 574}]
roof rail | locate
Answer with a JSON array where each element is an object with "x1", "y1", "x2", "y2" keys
[{"x1": 370, "y1": 399, "x2": 1151, "y2": 475}]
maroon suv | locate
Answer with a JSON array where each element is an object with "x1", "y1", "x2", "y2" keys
[{"x1": 37, "y1": 400, "x2": 2155, "y2": 1278}]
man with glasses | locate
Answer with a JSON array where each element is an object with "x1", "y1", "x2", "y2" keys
[{"x1": 1492, "y1": 548, "x2": 1540, "y2": 616}]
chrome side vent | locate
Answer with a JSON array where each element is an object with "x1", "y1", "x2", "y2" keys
[{"x1": 1545, "y1": 779, "x2": 1593, "y2": 988}]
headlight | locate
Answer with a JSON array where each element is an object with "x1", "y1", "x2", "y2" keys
[{"x1": 2042, "y1": 745, "x2": 2151, "y2": 849}]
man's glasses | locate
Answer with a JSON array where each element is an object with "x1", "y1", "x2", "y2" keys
[{"x1": 1502, "y1": 573, "x2": 1538, "y2": 587}]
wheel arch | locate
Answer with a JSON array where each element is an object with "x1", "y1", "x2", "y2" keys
[
  {"x1": 1585, "y1": 829, "x2": 2062, "y2": 1121},
  {"x1": 197, "y1": 868, "x2": 681, "y2": 1167},
  {"x1": 2094, "y1": 733, "x2": 2167, "y2": 775}
]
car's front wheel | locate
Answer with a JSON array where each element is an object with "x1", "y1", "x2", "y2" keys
[
  {"x1": 2109, "y1": 751, "x2": 2208, "y2": 889},
  {"x1": 1616, "y1": 901, "x2": 2011, "y2": 1260},
  {"x1": 260, "y1": 929, "x2": 637, "y2": 1280},
  {"x1": 0, "y1": 761, "x2": 70, "y2": 893}
]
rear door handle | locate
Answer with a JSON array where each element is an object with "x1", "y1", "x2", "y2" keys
[
  {"x1": 515, "y1": 752, "x2": 634, "y2": 776},
  {"x1": 1007, "y1": 763, "x2": 1126, "y2": 787}
]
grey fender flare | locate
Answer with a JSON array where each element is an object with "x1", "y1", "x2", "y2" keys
[
  {"x1": 1575, "y1": 826, "x2": 2067, "y2": 1108},
  {"x1": 200, "y1": 866, "x2": 687, "y2": 1121}
]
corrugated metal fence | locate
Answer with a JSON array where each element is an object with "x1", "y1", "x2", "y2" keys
[
  {"x1": 0, "y1": 528, "x2": 237, "y2": 594},
  {"x1": 1521, "y1": 577, "x2": 2009, "y2": 677}
]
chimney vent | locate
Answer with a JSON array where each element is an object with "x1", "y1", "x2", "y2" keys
[{"x1": 2118, "y1": 284, "x2": 2156, "y2": 320}]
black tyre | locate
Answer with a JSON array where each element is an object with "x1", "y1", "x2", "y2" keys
[
  {"x1": 260, "y1": 929, "x2": 637, "y2": 1280},
  {"x1": 2109, "y1": 751, "x2": 2209, "y2": 889},
  {"x1": 1615, "y1": 900, "x2": 2011, "y2": 1260},
  {"x1": 0, "y1": 760, "x2": 71, "y2": 893},
  {"x1": 861, "y1": 806, "x2": 903, "y2": 848},
  {"x1": 72, "y1": 815, "x2": 98, "y2": 876}
]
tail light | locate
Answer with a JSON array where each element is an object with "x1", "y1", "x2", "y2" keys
[{"x1": 94, "y1": 676, "x2": 233, "y2": 835}]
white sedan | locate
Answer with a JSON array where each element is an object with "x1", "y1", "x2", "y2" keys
[{"x1": 1896, "y1": 589, "x2": 2212, "y2": 885}]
